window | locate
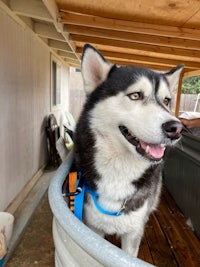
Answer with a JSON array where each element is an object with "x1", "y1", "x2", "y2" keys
[{"x1": 51, "y1": 56, "x2": 61, "y2": 110}]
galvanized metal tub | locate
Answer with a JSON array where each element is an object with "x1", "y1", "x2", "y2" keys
[
  {"x1": 48, "y1": 151, "x2": 154, "y2": 267},
  {"x1": 164, "y1": 132, "x2": 200, "y2": 238}
]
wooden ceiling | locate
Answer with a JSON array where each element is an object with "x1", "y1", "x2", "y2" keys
[{"x1": 1, "y1": 0, "x2": 200, "y2": 75}]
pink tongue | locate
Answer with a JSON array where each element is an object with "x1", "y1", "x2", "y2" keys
[{"x1": 140, "y1": 141, "x2": 165, "y2": 159}]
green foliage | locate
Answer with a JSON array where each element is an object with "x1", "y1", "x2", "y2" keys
[{"x1": 182, "y1": 76, "x2": 200, "y2": 94}]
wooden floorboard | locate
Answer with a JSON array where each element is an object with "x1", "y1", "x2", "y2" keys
[
  {"x1": 142, "y1": 213, "x2": 178, "y2": 267},
  {"x1": 107, "y1": 187, "x2": 200, "y2": 267},
  {"x1": 152, "y1": 187, "x2": 200, "y2": 267},
  {"x1": 138, "y1": 235, "x2": 154, "y2": 264}
]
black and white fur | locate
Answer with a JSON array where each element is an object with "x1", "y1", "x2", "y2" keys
[{"x1": 74, "y1": 44, "x2": 183, "y2": 257}]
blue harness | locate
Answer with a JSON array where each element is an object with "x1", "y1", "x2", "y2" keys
[{"x1": 74, "y1": 173, "x2": 123, "y2": 221}]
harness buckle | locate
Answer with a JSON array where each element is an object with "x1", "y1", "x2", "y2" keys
[
  {"x1": 63, "y1": 187, "x2": 82, "y2": 197},
  {"x1": 116, "y1": 199, "x2": 128, "y2": 216}
]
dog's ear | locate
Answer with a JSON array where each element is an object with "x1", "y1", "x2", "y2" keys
[
  {"x1": 164, "y1": 64, "x2": 184, "y2": 92},
  {"x1": 81, "y1": 44, "x2": 113, "y2": 95}
]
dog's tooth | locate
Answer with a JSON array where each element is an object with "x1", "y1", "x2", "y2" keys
[
  {"x1": 161, "y1": 144, "x2": 166, "y2": 148},
  {"x1": 145, "y1": 145, "x2": 150, "y2": 153}
]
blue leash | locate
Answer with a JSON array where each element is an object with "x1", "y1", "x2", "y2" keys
[{"x1": 74, "y1": 173, "x2": 123, "y2": 221}]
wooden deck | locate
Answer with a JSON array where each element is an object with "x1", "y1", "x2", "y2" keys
[{"x1": 107, "y1": 187, "x2": 200, "y2": 267}]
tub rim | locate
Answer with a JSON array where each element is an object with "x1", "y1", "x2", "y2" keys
[{"x1": 48, "y1": 150, "x2": 155, "y2": 267}]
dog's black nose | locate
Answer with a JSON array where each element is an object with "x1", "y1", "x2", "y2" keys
[{"x1": 162, "y1": 120, "x2": 183, "y2": 140}]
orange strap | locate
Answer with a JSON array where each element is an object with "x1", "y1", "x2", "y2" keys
[{"x1": 69, "y1": 172, "x2": 78, "y2": 211}]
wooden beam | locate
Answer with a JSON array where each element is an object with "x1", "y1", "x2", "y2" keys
[
  {"x1": 76, "y1": 48, "x2": 200, "y2": 70},
  {"x1": 104, "y1": 58, "x2": 193, "y2": 73},
  {"x1": 183, "y1": 70, "x2": 200, "y2": 78},
  {"x1": 19, "y1": 16, "x2": 34, "y2": 30},
  {"x1": 77, "y1": 56, "x2": 190, "y2": 73},
  {"x1": 175, "y1": 72, "x2": 184, "y2": 117},
  {"x1": 48, "y1": 39, "x2": 72, "y2": 52},
  {"x1": 66, "y1": 62, "x2": 80, "y2": 68},
  {"x1": 106, "y1": 58, "x2": 189, "y2": 72},
  {"x1": 9, "y1": 0, "x2": 53, "y2": 22},
  {"x1": 42, "y1": 0, "x2": 80, "y2": 61},
  {"x1": 42, "y1": 0, "x2": 63, "y2": 32},
  {"x1": 63, "y1": 58, "x2": 80, "y2": 65},
  {"x1": 106, "y1": 58, "x2": 174, "y2": 69},
  {"x1": 74, "y1": 35, "x2": 200, "y2": 63},
  {"x1": 34, "y1": 22, "x2": 65, "y2": 41},
  {"x1": 66, "y1": 25, "x2": 200, "y2": 51},
  {"x1": 58, "y1": 50, "x2": 79, "y2": 60},
  {"x1": 75, "y1": 52, "x2": 192, "y2": 72},
  {"x1": 61, "y1": 11, "x2": 200, "y2": 41},
  {"x1": 70, "y1": 34, "x2": 200, "y2": 62}
]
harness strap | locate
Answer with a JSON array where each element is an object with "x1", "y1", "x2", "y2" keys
[
  {"x1": 74, "y1": 172, "x2": 85, "y2": 221},
  {"x1": 68, "y1": 172, "x2": 123, "y2": 221},
  {"x1": 84, "y1": 184, "x2": 123, "y2": 217},
  {"x1": 68, "y1": 172, "x2": 77, "y2": 212}
]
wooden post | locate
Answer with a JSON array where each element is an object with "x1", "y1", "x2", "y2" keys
[{"x1": 175, "y1": 72, "x2": 184, "y2": 117}]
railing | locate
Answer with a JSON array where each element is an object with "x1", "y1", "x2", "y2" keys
[{"x1": 48, "y1": 151, "x2": 155, "y2": 267}]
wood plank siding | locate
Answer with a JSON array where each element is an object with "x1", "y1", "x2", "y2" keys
[{"x1": 0, "y1": 6, "x2": 69, "y2": 210}]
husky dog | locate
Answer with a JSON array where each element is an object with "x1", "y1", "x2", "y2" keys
[{"x1": 74, "y1": 44, "x2": 183, "y2": 257}]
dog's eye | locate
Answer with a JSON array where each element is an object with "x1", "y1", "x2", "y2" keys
[
  {"x1": 128, "y1": 92, "x2": 143, "y2": 100},
  {"x1": 163, "y1": 97, "x2": 171, "y2": 106}
]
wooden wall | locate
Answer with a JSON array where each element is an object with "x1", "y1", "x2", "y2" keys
[{"x1": 0, "y1": 8, "x2": 69, "y2": 210}]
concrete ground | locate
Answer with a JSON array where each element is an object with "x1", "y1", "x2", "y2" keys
[
  {"x1": 5, "y1": 165, "x2": 56, "y2": 267},
  {"x1": 6, "y1": 192, "x2": 54, "y2": 267}
]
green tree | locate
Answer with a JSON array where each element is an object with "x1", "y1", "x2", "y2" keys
[{"x1": 182, "y1": 76, "x2": 200, "y2": 94}]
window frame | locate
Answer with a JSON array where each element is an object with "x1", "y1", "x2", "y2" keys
[{"x1": 51, "y1": 55, "x2": 62, "y2": 111}]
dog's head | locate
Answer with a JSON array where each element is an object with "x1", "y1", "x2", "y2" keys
[{"x1": 81, "y1": 44, "x2": 183, "y2": 162}]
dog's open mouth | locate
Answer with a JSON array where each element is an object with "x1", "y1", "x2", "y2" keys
[{"x1": 119, "y1": 126, "x2": 166, "y2": 161}]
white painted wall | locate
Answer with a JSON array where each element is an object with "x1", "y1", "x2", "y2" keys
[
  {"x1": 0, "y1": 8, "x2": 69, "y2": 210},
  {"x1": 69, "y1": 70, "x2": 85, "y2": 121}
]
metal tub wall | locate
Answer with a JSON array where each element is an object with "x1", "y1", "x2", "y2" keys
[
  {"x1": 164, "y1": 132, "x2": 200, "y2": 238},
  {"x1": 48, "y1": 151, "x2": 154, "y2": 267}
]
